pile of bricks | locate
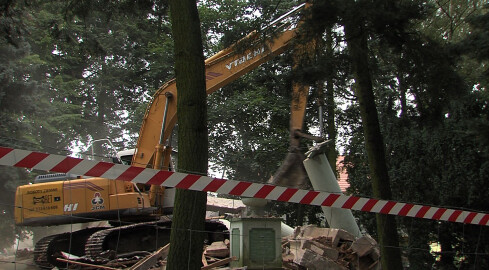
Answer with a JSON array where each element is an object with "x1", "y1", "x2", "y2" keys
[{"x1": 282, "y1": 225, "x2": 380, "y2": 270}]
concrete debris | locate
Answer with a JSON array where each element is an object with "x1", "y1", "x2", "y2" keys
[
  {"x1": 284, "y1": 225, "x2": 381, "y2": 270},
  {"x1": 206, "y1": 196, "x2": 246, "y2": 214},
  {"x1": 204, "y1": 241, "x2": 230, "y2": 258},
  {"x1": 293, "y1": 225, "x2": 356, "y2": 247},
  {"x1": 351, "y1": 235, "x2": 377, "y2": 257},
  {"x1": 302, "y1": 239, "x2": 339, "y2": 260},
  {"x1": 293, "y1": 249, "x2": 348, "y2": 270}
]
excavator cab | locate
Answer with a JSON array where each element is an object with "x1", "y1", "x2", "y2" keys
[{"x1": 116, "y1": 149, "x2": 135, "y2": 165}]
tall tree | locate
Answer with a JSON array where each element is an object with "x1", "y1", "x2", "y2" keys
[
  {"x1": 166, "y1": 0, "x2": 208, "y2": 269},
  {"x1": 323, "y1": 27, "x2": 338, "y2": 174},
  {"x1": 342, "y1": 2, "x2": 403, "y2": 268}
]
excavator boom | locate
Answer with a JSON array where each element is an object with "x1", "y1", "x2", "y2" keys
[{"x1": 133, "y1": 4, "x2": 305, "y2": 169}]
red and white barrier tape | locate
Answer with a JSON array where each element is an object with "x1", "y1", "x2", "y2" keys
[{"x1": 1, "y1": 146, "x2": 488, "y2": 226}]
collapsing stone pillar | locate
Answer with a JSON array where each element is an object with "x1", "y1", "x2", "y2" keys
[{"x1": 303, "y1": 142, "x2": 362, "y2": 238}]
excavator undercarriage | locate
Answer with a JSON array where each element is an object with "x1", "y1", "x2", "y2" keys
[{"x1": 34, "y1": 219, "x2": 228, "y2": 269}]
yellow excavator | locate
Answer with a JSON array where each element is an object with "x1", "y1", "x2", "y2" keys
[{"x1": 14, "y1": 3, "x2": 314, "y2": 268}]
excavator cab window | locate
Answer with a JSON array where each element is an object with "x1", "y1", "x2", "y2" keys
[{"x1": 119, "y1": 154, "x2": 133, "y2": 165}]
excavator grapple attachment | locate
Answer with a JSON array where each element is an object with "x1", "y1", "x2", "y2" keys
[{"x1": 268, "y1": 149, "x2": 311, "y2": 189}]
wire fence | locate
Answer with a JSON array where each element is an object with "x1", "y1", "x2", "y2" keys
[
  {"x1": 1, "y1": 139, "x2": 489, "y2": 269},
  {"x1": 1, "y1": 199, "x2": 489, "y2": 269}
]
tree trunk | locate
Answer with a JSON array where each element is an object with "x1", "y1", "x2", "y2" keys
[
  {"x1": 324, "y1": 27, "x2": 338, "y2": 174},
  {"x1": 166, "y1": 1, "x2": 208, "y2": 269},
  {"x1": 343, "y1": 7, "x2": 404, "y2": 270},
  {"x1": 397, "y1": 54, "x2": 408, "y2": 120}
]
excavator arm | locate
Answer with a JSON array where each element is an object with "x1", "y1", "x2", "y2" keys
[{"x1": 132, "y1": 3, "x2": 307, "y2": 170}]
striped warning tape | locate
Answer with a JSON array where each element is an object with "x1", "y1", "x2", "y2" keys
[{"x1": 1, "y1": 146, "x2": 488, "y2": 226}]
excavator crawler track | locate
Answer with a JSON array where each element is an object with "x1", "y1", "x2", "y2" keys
[
  {"x1": 85, "y1": 221, "x2": 173, "y2": 258},
  {"x1": 34, "y1": 227, "x2": 107, "y2": 269},
  {"x1": 85, "y1": 219, "x2": 229, "y2": 259}
]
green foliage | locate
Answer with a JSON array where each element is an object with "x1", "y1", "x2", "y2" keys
[
  {"x1": 456, "y1": 4, "x2": 489, "y2": 90},
  {"x1": 0, "y1": 167, "x2": 31, "y2": 251},
  {"x1": 22, "y1": 0, "x2": 176, "y2": 152},
  {"x1": 208, "y1": 63, "x2": 291, "y2": 182},
  {"x1": 420, "y1": 0, "x2": 486, "y2": 43},
  {"x1": 199, "y1": 0, "x2": 300, "y2": 53},
  {"x1": 0, "y1": 0, "x2": 29, "y2": 47}
]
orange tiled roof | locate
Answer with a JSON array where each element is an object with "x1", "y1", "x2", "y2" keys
[{"x1": 336, "y1": 156, "x2": 350, "y2": 193}]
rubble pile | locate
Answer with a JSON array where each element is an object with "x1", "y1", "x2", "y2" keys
[
  {"x1": 48, "y1": 240, "x2": 235, "y2": 269},
  {"x1": 282, "y1": 225, "x2": 380, "y2": 270},
  {"x1": 204, "y1": 240, "x2": 230, "y2": 258},
  {"x1": 29, "y1": 225, "x2": 381, "y2": 269},
  {"x1": 55, "y1": 248, "x2": 167, "y2": 269},
  {"x1": 202, "y1": 239, "x2": 233, "y2": 268}
]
